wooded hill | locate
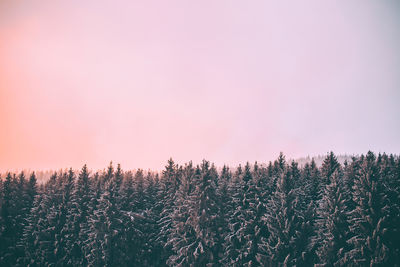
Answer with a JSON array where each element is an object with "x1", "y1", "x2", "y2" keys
[{"x1": 0, "y1": 152, "x2": 399, "y2": 266}]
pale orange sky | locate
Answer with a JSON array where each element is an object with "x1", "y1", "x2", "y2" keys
[{"x1": 1, "y1": 0, "x2": 399, "y2": 172}]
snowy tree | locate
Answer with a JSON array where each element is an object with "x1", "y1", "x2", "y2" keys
[
  {"x1": 22, "y1": 173, "x2": 60, "y2": 266},
  {"x1": 347, "y1": 152, "x2": 390, "y2": 266},
  {"x1": 259, "y1": 164, "x2": 306, "y2": 266},
  {"x1": 143, "y1": 172, "x2": 165, "y2": 266},
  {"x1": 0, "y1": 173, "x2": 17, "y2": 266},
  {"x1": 168, "y1": 161, "x2": 221, "y2": 266},
  {"x1": 63, "y1": 164, "x2": 93, "y2": 266},
  {"x1": 321, "y1": 152, "x2": 341, "y2": 185},
  {"x1": 313, "y1": 170, "x2": 350, "y2": 266},
  {"x1": 157, "y1": 158, "x2": 181, "y2": 265},
  {"x1": 216, "y1": 165, "x2": 232, "y2": 260},
  {"x1": 167, "y1": 164, "x2": 198, "y2": 266},
  {"x1": 378, "y1": 153, "x2": 400, "y2": 266},
  {"x1": 222, "y1": 162, "x2": 265, "y2": 266},
  {"x1": 86, "y1": 163, "x2": 132, "y2": 266}
]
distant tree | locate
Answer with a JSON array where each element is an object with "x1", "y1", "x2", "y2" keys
[
  {"x1": 321, "y1": 152, "x2": 340, "y2": 185},
  {"x1": 302, "y1": 159, "x2": 320, "y2": 203}
]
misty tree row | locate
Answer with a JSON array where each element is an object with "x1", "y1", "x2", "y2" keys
[{"x1": 0, "y1": 152, "x2": 399, "y2": 266}]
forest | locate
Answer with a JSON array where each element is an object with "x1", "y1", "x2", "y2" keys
[{"x1": 0, "y1": 152, "x2": 399, "y2": 266}]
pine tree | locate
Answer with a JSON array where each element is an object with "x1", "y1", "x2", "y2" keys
[
  {"x1": 143, "y1": 172, "x2": 164, "y2": 266},
  {"x1": 321, "y1": 152, "x2": 340, "y2": 185},
  {"x1": 52, "y1": 169, "x2": 76, "y2": 265},
  {"x1": 314, "y1": 170, "x2": 350, "y2": 266},
  {"x1": 157, "y1": 158, "x2": 181, "y2": 265},
  {"x1": 167, "y1": 164, "x2": 198, "y2": 266},
  {"x1": 168, "y1": 161, "x2": 221, "y2": 266},
  {"x1": 259, "y1": 163, "x2": 305, "y2": 266},
  {"x1": 0, "y1": 173, "x2": 17, "y2": 266},
  {"x1": 121, "y1": 169, "x2": 151, "y2": 266},
  {"x1": 14, "y1": 172, "x2": 38, "y2": 266},
  {"x1": 221, "y1": 165, "x2": 242, "y2": 266},
  {"x1": 216, "y1": 165, "x2": 233, "y2": 260},
  {"x1": 347, "y1": 151, "x2": 390, "y2": 266},
  {"x1": 148, "y1": 173, "x2": 168, "y2": 267},
  {"x1": 289, "y1": 161, "x2": 315, "y2": 266},
  {"x1": 302, "y1": 159, "x2": 320, "y2": 203},
  {"x1": 222, "y1": 162, "x2": 265, "y2": 266},
  {"x1": 63, "y1": 164, "x2": 93, "y2": 266},
  {"x1": 86, "y1": 163, "x2": 130, "y2": 266},
  {"x1": 379, "y1": 154, "x2": 400, "y2": 266},
  {"x1": 21, "y1": 190, "x2": 45, "y2": 266},
  {"x1": 23, "y1": 172, "x2": 59, "y2": 266}
]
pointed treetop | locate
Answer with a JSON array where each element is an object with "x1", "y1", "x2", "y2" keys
[{"x1": 243, "y1": 162, "x2": 253, "y2": 183}]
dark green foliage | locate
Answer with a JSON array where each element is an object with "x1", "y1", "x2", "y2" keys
[
  {"x1": 222, "y1": 162, "x2": 266, "y2": 266},
  {"x1": 0, "y1": 173, "x2": 17, "y2": 266},
  {"x1": 0, "y1": 152, "x2": 399, "y2": 266},
  {"x1": 260, "y1": 165, "x2": 307, "y2": 266},
  {"x1": 168, "y1": 161, "x2": 221, "y2": 266},
  {"x1": 314, "y1": 170, "x2": 350, "y2": 266},
  {"x1": 347, "y1": 152, "x2": 390, "y2": 266}
]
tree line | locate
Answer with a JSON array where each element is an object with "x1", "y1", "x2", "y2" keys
[{"x1": 0, "y1": 151, "x2": 399, "y2": 266}]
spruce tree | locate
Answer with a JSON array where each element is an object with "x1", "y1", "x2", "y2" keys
[
  {"x1": 157, "y1": 158, "x2": 181, "y2": 265},
  {"x1": 314, "y1": 170, "x2": 350, "y2": 266},
  {"x1": 0, "y1": 173, "x2": 16, "y2": 266},
  {"x1": 216, "y1": 165, "x2": 232, "y2": 260},
  {"x1": 383, "y1": 154, "x2": 400, "y2": 265},
  {"x1": 86, "y1": 163, "x2": 131, "y2": 266},
  {"x1": 143, "y1": 172, "x2": 164, "y2": 266},
  {"x1": 167, "y1": 165, "x2": 198, "y2": 266},
  {"x1": 347, "y1": 152, "x2": 390, "y2": 265},
  {"x1": 223, "y1": 162, "x2": 265, "y2": 266},
  {"x1": 63, "y1": 165, "x2": 92, "y2": 266},
  {"x1": 259, "y1": 163, "x2": 305, "y2": 266},
  {"x1": 168, "y1": 161, "x2": 221, "y2": 266},
  {"x1": 321, "y1": 152, "x2": 340, "y2": 185}
]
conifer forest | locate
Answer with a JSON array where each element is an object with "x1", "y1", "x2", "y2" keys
[{"x1": 0, "y1": 152, "x2": 399, "y2": 267}]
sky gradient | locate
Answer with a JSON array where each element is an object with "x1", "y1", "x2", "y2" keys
[{"x1": 1, "y1": 0, "x2": 399, "y2": 171}]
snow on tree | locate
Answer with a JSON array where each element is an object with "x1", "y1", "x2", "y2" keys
[
  {"x1": 259, "y1": 161, "x2": 307, "y2": 266},
  {"x1": 85, "y1": 163, "x2": 131, "y2": 266},
  {"x1": 379, "y1": 154, "x2": 400, "y2": 265},
  {"x1": 347, "y1": 152, "x2": 390, "y2": 266},
  {"x1": 0, "y1": 152, "x2": 399, "y2": 266},
  {"x1": 222, "y1": 162, "x2": 265, "y2": 266},
  {"x1": 313, "y1": 170, "x2": 350, "y2": 266},
  {"x1": 168, "y1": 160, "x2": 221, "y2": 266},
  {"x1": 62, "y1": 164, "x2": 93, "y2": 266},
  {"x1": 157, "y1": 158, "x2": 181, "y2": 265}
]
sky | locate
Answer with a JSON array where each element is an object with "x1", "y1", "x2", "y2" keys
[{"x1": 0, "y1": 0, "x2": 399, "y2": 171}]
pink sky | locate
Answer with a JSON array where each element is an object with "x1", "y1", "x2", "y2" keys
[{"x1": 1, "y1": 0, "x2": 399, "y2": 171}]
